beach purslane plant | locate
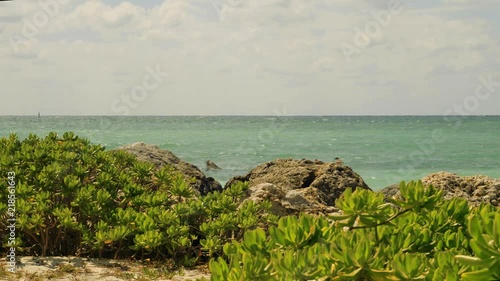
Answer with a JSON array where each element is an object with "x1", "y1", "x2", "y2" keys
[
  {"x1": 0, "y1": 132, "x2": 272, "y2": 265},
  {"x1": 455, "y1": 205, "x2": 500, "y2": 280},
  {"x1": 210, "y1": 181, "x2": 500, "y2": 281},
  {"x1": 2, "y1": 132, "x2": 500, "y2": 279}
]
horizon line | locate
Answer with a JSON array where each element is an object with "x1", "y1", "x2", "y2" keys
[{"x1": 1, "y1": 114, "x2": 499, "y2": 117}]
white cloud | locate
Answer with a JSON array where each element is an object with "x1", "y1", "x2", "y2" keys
[
  {"x1": 443, "y1": 0, "x2": 497, "y2": 3},
  {"x1": 0, "y1": 0, "x2": 498, "y2": 115}
]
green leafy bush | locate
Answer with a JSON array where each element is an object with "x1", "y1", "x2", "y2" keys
[
  {"x1": 0, "y1": 132, "x2": 273, "y2": 265},
  {"x1": 2, "y1": 132, "x2": 499, "y2": 280},
  {"x1": 210, "y1": 181, "x2": 500, "y2": 280}
]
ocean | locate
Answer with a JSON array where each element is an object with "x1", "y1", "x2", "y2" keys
[{"x1": 0, "y1": 116, "x2": 499, "y2": 190}]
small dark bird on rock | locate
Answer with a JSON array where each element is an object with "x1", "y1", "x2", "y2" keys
[
  {"x1": 334, "y1": 157, "x2": 344, "y2": 166},
  {"x1": 206, "y1": 160, "x2": 221, "y2": 171}
]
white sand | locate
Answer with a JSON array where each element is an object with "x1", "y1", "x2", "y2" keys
[{"x1": 0, "y1": 256, "x2": 210, "y2": 281}]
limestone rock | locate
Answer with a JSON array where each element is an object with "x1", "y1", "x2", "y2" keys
[
  {"x1": 114, "y1": 142, "x2": 222, "y2": 195},
  {"x1": 245, "y1": 183, "x2": 288, "y2": 216},
  {"x1": 227, "y1": 158, "x2": 371, "y2": 214},
  {"x1": 244, "y1": 183, "x2": 339, "y2": 216},
  {"x1": 379, "y1": 172, "x2": 500, "y2": 207},
  {"x1": 283, "y1": 187, "x2": 329, "y2": 213}
]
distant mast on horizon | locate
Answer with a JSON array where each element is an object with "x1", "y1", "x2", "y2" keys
[{"x1": 38, "y1": 112, "x2": 40, "y2": 118}]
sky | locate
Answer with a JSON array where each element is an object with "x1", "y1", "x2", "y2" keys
[{"x1": 0, "y1": 0, "x2": 499, "y2": 116}]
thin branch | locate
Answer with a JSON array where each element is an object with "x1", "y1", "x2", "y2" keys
[{"x1": 350, "y1": 208, "x2": 413, "y2": 230}]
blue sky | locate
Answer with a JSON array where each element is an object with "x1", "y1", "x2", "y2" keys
[{"x1": 0, "y1": 0, "x2": 499, "y2": 115}]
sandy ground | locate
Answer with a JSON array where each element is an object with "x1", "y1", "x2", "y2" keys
[{"x1": 0, "y1": 256, "x2": 210, "y2": 281}]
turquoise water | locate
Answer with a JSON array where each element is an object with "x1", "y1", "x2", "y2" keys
[{"x1": 1, "y1": 116, "x2": 499, "y2": 190}]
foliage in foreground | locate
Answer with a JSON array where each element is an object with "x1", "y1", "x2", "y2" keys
[
  {"x1": 210, "y1": 182, "x2": 500, "y2": 281},
  {"x1": 0, "y1": 132, "x2": 275, "y2": 265},
  {"x1": 1, "y1": 132, "x2": 499, "y2": 280}
]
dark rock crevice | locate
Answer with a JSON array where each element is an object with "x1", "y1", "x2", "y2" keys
[{"x1": 302, "y1": 171, "x2": 316, "y2": 188}]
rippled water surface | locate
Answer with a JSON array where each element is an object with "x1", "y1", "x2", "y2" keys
[{"x1": 1, "y1": 116, "x2": 499, "y2": 190}]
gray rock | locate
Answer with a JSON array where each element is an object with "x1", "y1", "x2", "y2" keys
[
  {"x1": 379, "y1": 171, "x2": 500, "y2": 207},
  {"x1": 226, "y1": 158, "x2": 371, "y2": 214},
  {"x1": 243, "y1": 183, "x2": 339, "y2": 216},
  {"x1": 114, "y1": 142, "x2": 222, "y2": 195},
  {"x1": 244, "y1": 183, "x2": 288, "y2": 216},
  {"x1": 283, "y1": 187, "x2": 330, "y2": 213}
]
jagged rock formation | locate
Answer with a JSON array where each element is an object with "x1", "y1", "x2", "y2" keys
[
  {"x1": 227, "y1": 158, "x2": 371, "y2": 215},
  {"x1": 114, "y1": 142, "x2": 222, "y2": 195},
  {"x1": 380, "y1": 172, "x2": 500, "y2": 207}
]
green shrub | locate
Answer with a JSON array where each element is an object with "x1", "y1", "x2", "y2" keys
[
  {"x1": 3, "y1": 132, "x2": 499, "y2": 279},
  {"x1": 210, "y1": 181, "x2": 500, "y2": 281},
  {"x1": 0, "y1": 132, "x2": 272, "y2": 265}
]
